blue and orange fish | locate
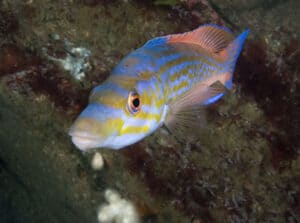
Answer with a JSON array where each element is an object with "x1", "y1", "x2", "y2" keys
[{"x1": 69, "y1": 24, "x2": 249, "y2": 150}]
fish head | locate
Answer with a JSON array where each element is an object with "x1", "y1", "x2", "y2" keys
[{"x1": 69, "y1": 76, "x2": 164, "y2": 151}]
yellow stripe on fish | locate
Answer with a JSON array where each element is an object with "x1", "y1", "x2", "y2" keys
[{"x1": 121, "y1": 124, "x2": 151, "y2": 135}]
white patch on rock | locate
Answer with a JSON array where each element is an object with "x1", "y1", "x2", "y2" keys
[
  {"x1": 91, "y1": 152, "x2": 104, "y2": 170},
  {"x1": 97, "y1": 189, "x2": 139, "y2": 223},
  {"x1": 44, "y1": 38, "x2": 91, "y2": 80}
]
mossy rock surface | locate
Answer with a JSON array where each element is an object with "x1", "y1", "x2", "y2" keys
[{"x1": 0, "y1": 0, "x2": 299, "y2": 223}]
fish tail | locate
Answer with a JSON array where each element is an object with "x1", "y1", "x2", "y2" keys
[{"x1": 221, "y1": 29, "x2": 249, "y2": 88}]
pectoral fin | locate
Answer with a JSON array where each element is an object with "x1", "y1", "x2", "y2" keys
[{"x1": 164, "y1": 81, "x2": 227, "y2": 141}]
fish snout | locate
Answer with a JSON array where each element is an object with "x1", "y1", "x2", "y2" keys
[
  {"x1": 69, "y1": 118, "x2": 103, "y2": 151},
  {"x1": 69, "y1": 102, "x2": 126, "y2": 150},
  {"x1": 69, "y1": 130, "x2": 101, "y2": 151}
]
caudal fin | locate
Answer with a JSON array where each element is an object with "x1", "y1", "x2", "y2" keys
[{"x1": 220, "y1": 29, "x2": 249, "y2": 88}]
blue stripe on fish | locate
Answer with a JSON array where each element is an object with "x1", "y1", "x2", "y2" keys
[
  {"x1": 91, "y1": 82, "x2": 128, "y2": 97},
  {"x1": 123, "y1": 117, "x2": 157, "y2": 127},
  {"x1": 169, "y1": 74, "x2": 190, "y2": 89},
  {"x1": 143, "y1": 36, "x2": 168, "y2": 48},
  {"x1": 112, "y1": 54, "x2": 157, "y2": 77},
  {"x1": 203, "y1": 93, "x2": 225, "y2": 105},
  {"x1": 113, "y1": 45, "x2": 179, "y2": 77},
  {"x1": 136, "y1": 77, "x2": 158, "y2": 94},
  {"x1": 160, "y1": 60, "x2": 202, "y2": 83},
  {"x1": 198, "y1": 64, "x2": 205, "y2": 80},
  {"x1": 156, "y1": 52, "x2": 183, "y2": 67},
  {"x1": 168, "y1": 85, "x2": 191, "y2": 100},
  {"x1": 141, "y1": 104, "x2": 161, "y2": 114},
  {"x1": 156, "y1": 50, "x2": 219, "y2": 69},
  {"x1": 78, "y1": 103, "x2": 122, "y2": 122}
]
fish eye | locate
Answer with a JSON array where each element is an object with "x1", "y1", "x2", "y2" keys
[{"x1": 127, "y1": 90, "x2": 141, "y2": 115}]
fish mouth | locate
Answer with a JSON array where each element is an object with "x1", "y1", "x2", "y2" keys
[{"x1": 69, "y1": 130, "x2": 102, "y2": 151}]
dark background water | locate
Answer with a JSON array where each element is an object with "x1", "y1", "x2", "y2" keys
[{"x1": 0, "y1": 0, "x2": 299, "y2": 222}]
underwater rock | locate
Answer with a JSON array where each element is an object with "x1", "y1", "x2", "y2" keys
[
  {"x1": 0, "y1": 0, "x2": 299, "y2": 223},
  {"x1": 0, "y1": 87, "x2": 98, "y2": 223},
  {"x1": 43, "y1": 38, "x2": 92, "y2": 81},
  {"x1": 0, "y1": 44, "x2": 37, "y2": 75},
  {"x1": 0, "y1": 10, "x2": 18, "y2": 35}
]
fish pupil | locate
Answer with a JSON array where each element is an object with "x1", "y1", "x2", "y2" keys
[{"x1": 132, "y1": 98, "x2": 140, "y2": 108}]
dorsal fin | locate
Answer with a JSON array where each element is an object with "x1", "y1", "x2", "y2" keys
[
  {"x1": 143, "y1": 36, "x2": 168, "y2": 48},
  {"x1": 143, "y1": 24, "x2": 234, "y2": 54},
  {"x1": 167, "y1": 24, "x2": 234, "y2": 54}
]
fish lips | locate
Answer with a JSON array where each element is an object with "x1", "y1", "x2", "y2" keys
[{"x1": 68, "y1": 128, "x2": 103, "y2": 151}]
